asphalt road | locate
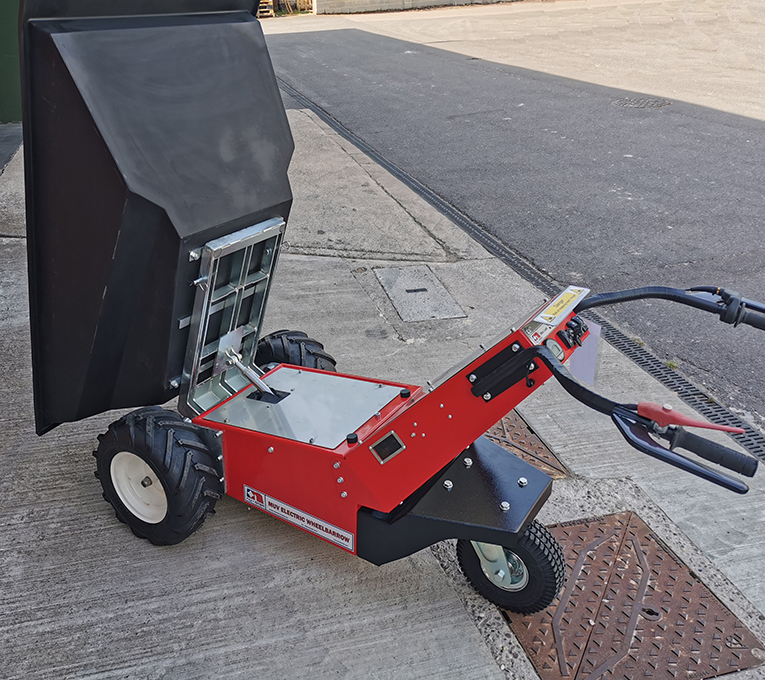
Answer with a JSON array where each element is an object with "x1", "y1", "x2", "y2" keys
[{"x1": 265, "y1": 27, "x2": 765, "y2": 430}]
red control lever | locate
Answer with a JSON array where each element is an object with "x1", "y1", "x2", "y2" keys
[{"x1": 637, "y1": 402, "x2": 745, "y2": 433}]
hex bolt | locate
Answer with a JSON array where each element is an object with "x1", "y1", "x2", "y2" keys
[
  {"x1": 267, "y1": 447, "x2": 274, "y2": 453},
  {"x1": 483, "y1": 393, "x2": 492, "y2": 401},
  {"x1": 518, "y1": 477, "x2": 528, "y2": 487},
  {"x1": 341, "y1": 491, "x2": 348, "y2": 498},
  {"x1": 443, "y1": 480, "x2": 453, "y2": 490},
  {"x1": 169, "y1": 378, "x2": 180, "y2": 389},
  {"x1": 214, "y1": 431, "x2": 223, "y2": 438},
  {"x1": 494, "y1": 569, "x2": 506, "y2": 581},
  {"x1": 188, "y1": 249, "x2": 201, "y2": 262},
  {"x1": 500, "y1": 501, "x2": 510, "y2": 512},
  {"x1": 141, "y1": 476, "x2": 153, "y2": 488},
  {"x1": 337, "y1": 477, "x2": 344, "y2": 484},
  {"x1": 411, "y1": 433, "x2": 416, "y2": 438},
  {"x1": 217, "y1": 454, "x2": 223, "y2": 461},
  {"x1": 463, "y1": 457, "x2": 473, "y2": 468},
  {"x1": 468, "y1": 374, "x2": 477, "y2": 383},
  {"x1": 511, "y1": 343, "x2": 521, "y2": 353},
  {"x1": 333, "y1": 462, "x2": 341, "y2": 469}
]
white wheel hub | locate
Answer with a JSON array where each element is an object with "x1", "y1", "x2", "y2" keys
[
  {"x1": 110, "y1": 451, "x2": 168, "y2": 524},
  {"x1": 471, "y1": 541, "x2": 529, "y2": 591}
]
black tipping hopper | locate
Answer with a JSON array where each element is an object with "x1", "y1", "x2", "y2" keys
[{"x1": 19, "y1": 0, "x2": 293, "y2": 434}]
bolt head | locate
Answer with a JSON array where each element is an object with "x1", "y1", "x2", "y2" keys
[
  {"x1": 463, "y1": 457, "x2": 473, "y2": 468},
  {"x1": 267, "y1": 447, "x2": 274, "y2": 453},
  {"x1": 500, "y1": 501, "x2": 510, "y2": 512},
  {"x1": 333, "y1": 462, "x2": 341, "y2": 469},
  {"x1": 341, "y1": 491, "x2": 348, "y2": 498},
  {"x1": 468, "y1": 374, "x2": 477, "y2": 383},
  {"x1": 140, "y1": 476, "x2": 152, "y2": 488},
  {"x1": 518, "y1": 477, "x2": 528, "y2": 487},
  {"x1": 511, "y1": 343, "x2": 521, "y2": 353},
  {"x1": 483, "y1": 393, "x2": 492, "y2": 401},
  {"x1": 443, "y1": 480, "x2": 453, "y2": 490},
  {"x1": 493, "y1": 569, "x2": 506, "y2": 581}
]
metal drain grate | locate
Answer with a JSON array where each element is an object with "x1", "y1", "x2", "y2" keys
[
  {"x1": 485, "y1": 410, "x2": 568, "y2": 479},
  {"x1": 506, "y1": 512, "x2": 765, "y2": 680},
  {"x1": 612, "y1": 97, "x2": 672, "y2": 109},
  {"x1": 278, "y1": 79, "x2": 765, "y2": 461}
]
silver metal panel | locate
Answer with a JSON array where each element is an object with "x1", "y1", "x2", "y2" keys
[
  {"x1": 180, "y1": 218, "x2": 285, "y2": 417},
  {"x1": 204, "y1": 367, "x2": 403, "y2": 449},
  {"x1": 375, "y1": 265, "x2": 466, "y2": 322}
]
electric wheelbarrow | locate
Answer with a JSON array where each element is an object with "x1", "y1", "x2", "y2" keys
[
  {"x1": 94, "y1": 240, "x2": 765, "y2": 614},
  {"x1": 18, "y1": 0, "x2": 763, "y2": 616}
]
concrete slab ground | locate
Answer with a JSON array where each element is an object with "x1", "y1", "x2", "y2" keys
[{"x1": 2, "y1": 3, "x2": 765, "y2": 677}]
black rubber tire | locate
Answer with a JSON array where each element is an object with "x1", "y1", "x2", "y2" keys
[
  {"x1": 94, "y1": 406, "x2": 222, "y2": 545},
  {"x1": 254, "y1": 329, "x2": 337, "y2": 371},
  {"x1": 456, "y1": 520, "x2": 566, "y2": 614}
]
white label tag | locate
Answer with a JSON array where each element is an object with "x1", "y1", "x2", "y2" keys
[
  {"x1": 243, "y1": 485, "x2": 354, "y2": 551},
  {"x1": 533, "y1": 286, "x2": 590, "y2": 326}
]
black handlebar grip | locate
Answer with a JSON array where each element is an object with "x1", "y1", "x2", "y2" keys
[
  {"x1": 741, "y1": 310, "x2": 765, "y2": 331},
  {"x1": 671, "y1": 428, "x2": 758, "y2": 477}
]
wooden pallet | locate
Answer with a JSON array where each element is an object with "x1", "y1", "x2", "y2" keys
[{"x1": 256, "y1": 0, "x2": 274, "y2": 17}]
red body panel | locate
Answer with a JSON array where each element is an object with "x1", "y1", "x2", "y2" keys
[{"x1": 194, "y1": 293, "x2": 587, "y2": 554}]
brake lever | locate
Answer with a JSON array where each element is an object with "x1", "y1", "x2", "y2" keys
[
  {"x1": 611, "y1": 408, "x2": 749, "y2": 494},
  {"x1": 637, "y1": 402, "x2": 745, "y2": 433}
]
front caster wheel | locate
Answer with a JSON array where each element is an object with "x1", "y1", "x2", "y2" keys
[
  {"x1": 95, "y1": 407, "x2": 222, "y2": 545},
  {"x1": 456, "y1": 520, "x2": 566, "y2": 614}
]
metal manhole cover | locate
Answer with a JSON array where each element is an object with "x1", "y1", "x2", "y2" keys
[
  {"x1": 485, "y1": 410, "x2": 568, "y2": 479},
  {"x1": 612, "y1": 97, "x2": 672, "y2": 109},
  {"x1": 505, "y1": 512, "x2": 764, "y2": 680}
]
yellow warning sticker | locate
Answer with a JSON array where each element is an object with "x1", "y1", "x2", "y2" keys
[{"x1": 533, "y1": 287, "x2": 590, "y2": 326}]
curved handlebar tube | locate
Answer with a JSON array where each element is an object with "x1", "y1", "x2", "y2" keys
[{"x1": 575, "y1": 285, "x2": 765, "y2": 331}]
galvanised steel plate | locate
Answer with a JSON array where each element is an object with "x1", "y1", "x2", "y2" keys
[
  {"x1": 485, "y1": 411, "x2": 568, "y2": 479},
  {"x1": 506, "y1": 512, "x2": 764, "y2": 680}
]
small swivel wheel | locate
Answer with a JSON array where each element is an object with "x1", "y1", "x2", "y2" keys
[
  {"x1": 457, "y1": 520, "x2": 566, "y2": 614},
  {"x1": 95, "y1": 407, "x2": 222, "y2": 545}
]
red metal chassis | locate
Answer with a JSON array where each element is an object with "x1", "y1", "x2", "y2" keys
[{"x1": 193, "y1": 296, "x2": 587, "y2": 554}]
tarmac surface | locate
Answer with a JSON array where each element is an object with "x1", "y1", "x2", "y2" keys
[
  {"x1": 2, "y1": 1, "x2": 765, "y2": 678},
  {"x1": 263, "y1": 0, "x2": 765, "y2": 435}
]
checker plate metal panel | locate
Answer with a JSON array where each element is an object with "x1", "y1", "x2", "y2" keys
[
  {"x1": 485, "y1": 410, "x2": 568, "y2": 479},
  {"x1": 506, "y1": 512, "x2": 764, "y2": 680}
]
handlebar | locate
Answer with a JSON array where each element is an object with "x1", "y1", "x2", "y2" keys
[
  {"x1": 530, "y1": 345, "x2": 759, "y2": 494},
  {"x1": 575, "y1": 285, "x2": 765, "y2": 331},
  {"x1": 666, "y1": 427, "x2": 758, "y2": 477}
]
